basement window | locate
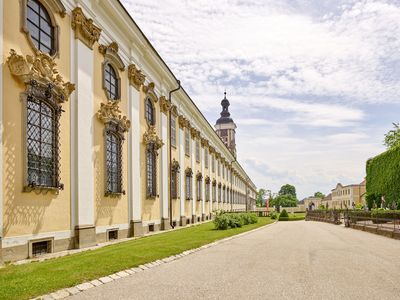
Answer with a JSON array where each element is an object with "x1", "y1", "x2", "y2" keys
[
  {"x1": 32, "y1": 240, "x2": 51, "y2": 257},
  {"x1": 186, "y1": 219, "x2": 190, "y2": 225},
  {"x1": 172, "y1": 221, "x2": 177, "y2": 227},
  {"x1": 108, "y1": 229, "x2": 118, "y2": 241},
  {"x1": 197, "y1": 216, "x2": 201, "y2": 222},
  {"x1": 148, "y1": 223, "x2": 155, "y2": 232}
]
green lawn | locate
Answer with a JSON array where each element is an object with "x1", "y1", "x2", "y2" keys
[{"x1": 0, "y1": 217, "x2": 273, "y2": 300}]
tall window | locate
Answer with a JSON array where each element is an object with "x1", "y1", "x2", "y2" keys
[
  {"x1": 146, "y1": 144, "x2": 157, "y2": 197},
  {"x1": 196, "y1": 174, "x2": 202, "y2": 201},
  {"x1": 171, "y1": 160, "x2": 179, "y2": 199},
  {"x1": 27, "y1": 0, "x2": 55, "y2": 55},
  {"x1": 212, "y1": 181, "x2": 216, "y2": 202},
  {"x1": 106, "y1": 130, "x2": 122, "y2": 194},
  {"x1": 218, "y1": 184, "x2": 221, "y2": 202},
  {"x1": 185, "y1": 169, "x2": 193, "y2": 200},
  {"x1": 212, "y1": 155, "x2": 215, "y2": 172},
  {"x1": 171, "y1": 170, "x2": 178, "y2": 198},
  {"x1": 145, "y1": 98, "x2": 155, "y2": 125},
  {"x1": 195, "y1": 140, "x2": 200, "y2": 162},
  {"x1": 27, "y1": 95, "x2": 59, "y2": 188},
  {"x1": 104, "y1": 64, "x2": 119, "y2": 100},
  {"x1": 185, "y1": 129, "x2": 190, "y2": 155},
  {"x1": 227, "y1": 188, "x2": 230, "y2": 204},
  {"x1": 170, "y1": 116, "x2": 176, "y2": 147},
  {"x1": 222, "y1": 165, "x2": 225, "y2": 179},
  {"x1": 205, "y1": 178, "x2": 210, "y2": 201},
  {"x1": 217, "y1": 161, "x2": 220, "y2": 176},
  {"x1": 223, "y1": 186, "x2": 226, "y2": 203}
]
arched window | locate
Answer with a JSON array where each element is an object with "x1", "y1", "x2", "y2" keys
[
  {"x1": 185, "y1": 168, "x2": 193, "y2": 200},
  {"x1": 196, "y1": 173, "x2": 202, "y2": 201},
  {"x1": 171, "y1": 160, "x2": 180, "y2": 199},
  {"x1": 27, "y1": 0, "x2": 55, "y2": 55},
  {"x1": 146, "y1": 143, "x2": 157, "y2": 197},
  {"x1": 145, "y1": 98, "x2": 155, "y2": 125},
  {"x1": 205, "y1": 177, "x2": 210, "y2": 202},
  {"x1": 104, "y1": 63, "x2": 119, "y2": 100},
  {"x1": 26, "y1": 94, "x2": 59, "y2": 187},
  {"x1": 106, "y1": 130, "x2": 122, "y2": 194},
  {"x1": 212, "y1": 180, "x2": 216, "y2": 202}
]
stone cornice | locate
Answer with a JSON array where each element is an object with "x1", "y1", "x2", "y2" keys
[
  {"x1": 71, "y1": 7, "x2": 101, "y2": 49},
  {"x1": 6, "y1": 49, "x2": 75, "y2": 102},
  {"x1": 96, "y1": 101, "x2": 131, "y2": 132},
  {"x1": 128, "y1": 63, "x2": 145, "y2": 90}
]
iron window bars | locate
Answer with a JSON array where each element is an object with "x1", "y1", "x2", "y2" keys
[
  {"x1": 105, "y1": 123, "x2": 124, "y2": 195},
  {"x1": 104, "y1": 63, "x2": 119, "y2": 100},
  {"x1": 146, "y1": 143, "x2": 157, "y2": 198}
]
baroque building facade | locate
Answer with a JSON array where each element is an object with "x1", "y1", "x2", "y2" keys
[{"x1": 0, "y1": 0, "x2": 256, "y2": 262}]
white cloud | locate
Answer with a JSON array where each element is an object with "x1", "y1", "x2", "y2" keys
[{"x1": 121, "y1": 0, "x2": 399, "y2": 198}]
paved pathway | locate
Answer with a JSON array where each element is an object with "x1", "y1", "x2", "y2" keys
[{"x1": 71, "y1": 221, "x2": 400, "y2": 299}]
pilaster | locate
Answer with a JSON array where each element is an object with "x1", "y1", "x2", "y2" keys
[
  {"x1": 160, "y1": 109, "x2": 170, "y2": 230},
  {"x1": 179, "y1": 127, "x2": 185, "y2": 218},
  {"x1": 201, "y1": 147, "x2": 205, "y2": 217},
  {"x1": 128, "y1": 82, "x2": 142, "y2": 236},
  {"x1": 71, "y1": 8, "x2": 98, "y2": 248},
  {"x1": 0, "y1": 0, "x2": 4, "y2": 262},
  {"x1": 191, "y1": 137, "x2": 196, "y2": 218}
]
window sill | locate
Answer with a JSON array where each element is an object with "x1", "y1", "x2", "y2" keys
[
  {"x1": 197, "y1": 199, "x2": 202, "y2": 202},
  {"x1": 185, "y1": 197, "x2": 192, "y2": 201},
  {"x1": 24, "y1": 184, "x2": 63, "y2": 194},
  {"x1": 185, "y1": 154, "x2": 190, "y2": 158},
  {"x1": 105, "y1": 191, "x2": 125, "y2": 197},
  {"x1": 147, "y1": 195, "x2": 158, "y2": 200}
]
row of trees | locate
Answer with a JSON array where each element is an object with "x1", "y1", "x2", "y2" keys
[{"x1": 256, "y1": 184, "x2": 298, "y2": 208}]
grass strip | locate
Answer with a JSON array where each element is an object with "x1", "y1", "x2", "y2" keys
[{"x1": 0, "y1": 217, "x2": 273, "y2": 300}]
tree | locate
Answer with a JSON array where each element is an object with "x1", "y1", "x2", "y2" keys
[
  {"x1": 384, "y1": 122, "x2": 400, "y2": 149},
  {"x1": 278, "y1": 184, "x2": 296, "y2": 198},
  {"x1": 256, "y1": 188, "x2": 266, "y2": 207},
  {"x1": 270, "y1": 194, "x2": 297, "y2": 208},
  {"x1": 314, "y1": 192, "x2": 325, "y2": 198}
]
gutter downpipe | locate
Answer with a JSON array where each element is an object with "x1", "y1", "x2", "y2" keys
[{"x1": 168, "y1": 80, "x2": 181, "y2": 229}]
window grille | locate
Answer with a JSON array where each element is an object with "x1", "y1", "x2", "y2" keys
[
  {"x1": 26, "y1": 91, "x2": 60, "y2": 189},
  {"x1": 106, "y1": 129, "x2": 122, "y2": 194},
  {"x1": 185, "y1": 129, "x2": 190, "y2": 155},
  {"x1": 32, "y1": 240, "x2": 51, "y2": 257},
  {"x1": 146, "y1": 143, "x2": 157, "y2": 197},
  {"x1": 195, "y1": 140, "x2": 200, "y2": 162},
  {"x1": 170, "y1": 116, "x2": 176, "y2": 147},
  {"x1": 185, "y1": 168, "x2": 193, "y2": 200}
]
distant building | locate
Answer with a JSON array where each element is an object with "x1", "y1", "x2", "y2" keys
[
  {"x1": 215, "y1": 92, "x2": 237, "y2": 157},
  {"x1": 329, "y1": 181, "x2": 366, "y2": 209}
]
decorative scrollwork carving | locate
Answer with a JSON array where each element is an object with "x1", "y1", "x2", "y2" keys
[
  {"x1": 99, "y1": 42, "x2": 125, "y2": 71},
  {"x1": 7, "y1": 49, "x2": 75, "y2": 103},
  {"x1": 160, "y1": 96, "x2": 171, "y2": 113},
  {"x1": 97, "y1": 101, "x2": 131, "y2": 133},
  {"x1": 71, "y1": 7, "x2": 101, "y2": 49},
  {"x1": 143, "y1": 125, "x2": 164, "y2": 150},
  {"x1": 128, "y1": 63, "x2": 145, "y2": 90}
]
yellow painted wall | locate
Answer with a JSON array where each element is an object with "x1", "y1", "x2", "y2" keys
[
  {"x1": 2, "y1": 1, "x2": 71, "y2": 237},
  {"x1": 93, "y1": 48, "x2": 129, "y2": 227}
]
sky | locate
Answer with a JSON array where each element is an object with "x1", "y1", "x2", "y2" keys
[{"x1": 121, "y1": 0, "x2": 400, "y2": 199}]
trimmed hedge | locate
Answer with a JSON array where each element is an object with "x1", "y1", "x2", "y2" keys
[
  {"x1": 366, "y1": 146, "x2": 400, "y2": 209},
  {"x1": 214, "y1": 212, "x2": 258, "y2": 230},
  {"x1": 280, "y1": 209, "x2": 289, "y2": 218},
  {"x1": 279, "y1": 216, "x2": 305, "y2": 221}
]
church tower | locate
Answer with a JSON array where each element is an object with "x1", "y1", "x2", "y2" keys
[{"x1": 215, "y1": 92, "x2": 237, "y2": 157}]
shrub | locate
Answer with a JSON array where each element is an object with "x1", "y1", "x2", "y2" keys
[
  {"x1": 213, "y1": 212, "x2": 258, "y2": 230},
  {"x1": 213, "y1": 214, "x2": 229, "y2": 230},
  {"x1": 228, "y1": 214, "x2": 243, "y2": 228},
  {"x1": 280, "y1": 209, "x2": 289, "y2": 218},
  {"x1": 270, "y1": 212, "x2": 277, "y2": 219}
]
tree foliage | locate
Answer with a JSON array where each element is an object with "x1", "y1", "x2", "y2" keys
[
  {"x1": 270, "y1": 194, "x2": 297, "y2": 207},
  {"x1": 314, "y1": 192, "x2": 325, "y2": 198},
  {"x1": 366, "y1": 145, "x2": 400, "y2": 209},
  {"x1": 278, "y1": 184, "x2": 296, "y2": 198},
  {"x1": 256, "y1": 188, "x2": 267, "y2": 207},
  {"x1": 384, "y1": 123, "x2": 400, "y2": 149}
]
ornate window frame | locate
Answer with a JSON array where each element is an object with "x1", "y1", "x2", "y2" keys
[
  {"x1": 143, "y1": 125, "x2": 163, "y2": 199},
  {"x1": 196, "y1": 172, "x2": 203, "y2": 201},
  {"x1": 171, "y1": 159, "x2": 180, "y2": 199},
  {"x1": 144, "y1": 82, "x2": 158, "y2": 127},
  {"x1": 20, "y1": 0, "x2": 65, "y2": 57},
  {"x1": 99, "y1": 42, "x2": 125, "y2": 101},
  {"x1": 96, "y1": 101, "x2": 130, "y2": 197},
  {"x1": 185, "y1": 168, "x2": 193, "y2": 200},
  {"x1": 205, "y1": 176, "x2": 210, "y2": 202},
  {"x1": 212, "y1": 179, "x2": 216, "y2": 202},
  {"x1": 7, "y1": 49, "x2": 75, "y2": 193}
]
